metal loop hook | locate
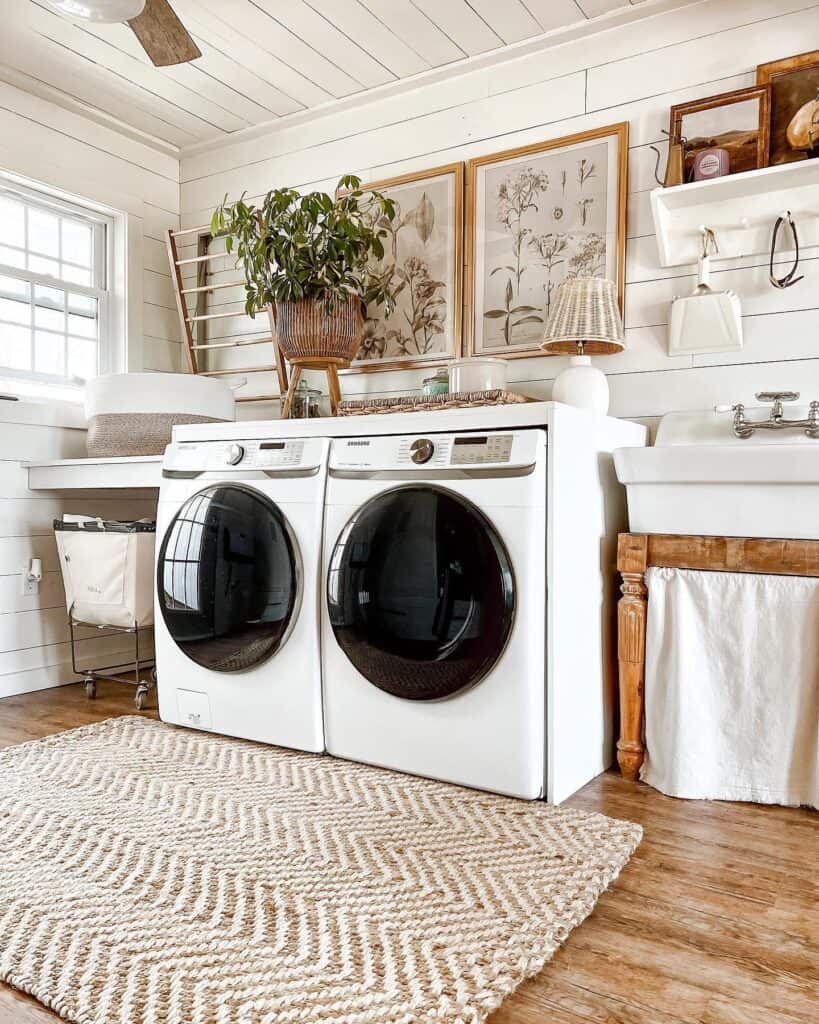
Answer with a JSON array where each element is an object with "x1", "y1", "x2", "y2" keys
[
  {"x1": 769, "y1": 211, "x2": 804, "y2": 289},
  {"x1": 700, "y1": 226, "x2": 718, "y2": 258}
]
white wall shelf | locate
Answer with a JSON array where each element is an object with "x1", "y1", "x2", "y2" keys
[
  {"x1": 24, "y1": 455, "x2": 162, "y2": 491},
  {"x1": 650, "y1": 161, "x2": 819, "y2": 268}
]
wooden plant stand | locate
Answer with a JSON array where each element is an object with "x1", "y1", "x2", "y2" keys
[
  {"x1": 280, "y1": 357, "x2": 348, "y2": 419},
  {"x1": 616, "y1": 532, "x2": 819, "y2": 781}
]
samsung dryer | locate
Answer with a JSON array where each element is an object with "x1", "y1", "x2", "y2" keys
[
  {"x1": 322, "y1": 429, "x2": 547, "y2": 799},
  {"x1": 154, "y1": 436, "x2": 327, "y2": 752}
]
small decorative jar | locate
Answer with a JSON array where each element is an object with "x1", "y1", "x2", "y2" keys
[
  {"x1": 284, "y1": 378, "x2": 324, "y2": 419},
  {"x1": 422, "y1": 368, "x2": 450, "y2": 398}
]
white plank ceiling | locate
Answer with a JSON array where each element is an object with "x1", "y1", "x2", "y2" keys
[{"x1": 2, "y1": 0, "x2": 670, "y2": 151}]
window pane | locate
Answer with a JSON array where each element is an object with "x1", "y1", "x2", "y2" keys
[
  {"x1": 67, "y1": 336, "x2": 96, "y2": 380},
  {"x1": 0, "y1": 323, "x2": 31, "y2": 370},
  {"x1": 0, "y1": 274, "x2": 29, "y2": 300},
  {"x1": 0, "y1": 245, "x2": 25, "y2": 269},
  {"x1": 35, "y1": 330, "x2": 65, "y2": 375},
  {"x1": 68, "y1": 292, "x2": 95, "y2": 315},
  {"x1": 0, "y1": 277, "x2": 30, "y2": 325},
  {"x1": 28, "y1": 208, "x2": 59, "y2": 257},
  {"x1": 61, "y1": 264, "x2": 92, "y2": 287},
  {"x1": 68, "y1": 311, "x2": 96, "y2": 339},
  {"x1": 0, "y1": 295, "x2": 30, "y2": 325},
  {"x1": 61, "y1": 220, "x2": 92, "y2": 267},
  {"x1": 29, "y1": 254, "x2": 59, "y2": 278},
  {"x1": 34, "y1": 285, "x2": 64, "y2": 332},
  {"x1": 0, "y1": 198, "x2": 25, "y2": 248}
]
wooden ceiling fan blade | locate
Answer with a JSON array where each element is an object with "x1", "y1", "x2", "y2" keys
[{"x1": 128, "y1": 0, "x2": 201, "y2": 67}]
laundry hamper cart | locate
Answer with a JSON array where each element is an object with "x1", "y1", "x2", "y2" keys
[{"x1": 54, "y1": 515, "x2": 156, "y2": 709}]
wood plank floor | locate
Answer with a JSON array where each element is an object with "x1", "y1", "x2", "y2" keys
[{"x1": 0, "y1": 681, "x2": 816, "y2": 1024}]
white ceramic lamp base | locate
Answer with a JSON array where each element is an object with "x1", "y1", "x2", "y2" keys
[{"x1": 551, "y1": 355, "x2": 610, "y2": 414}]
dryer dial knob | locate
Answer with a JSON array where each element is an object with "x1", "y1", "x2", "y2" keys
[
  {"x1": 226, "y1": 443, "x2": 245, "y2": 466},
  {"x1": 410, "y1": 438, "x2": 435, "y2": 464}
]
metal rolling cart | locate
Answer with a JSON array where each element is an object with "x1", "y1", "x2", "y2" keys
[{"x1": 54, "y1": 515, "x2": 157, "y2": 710}]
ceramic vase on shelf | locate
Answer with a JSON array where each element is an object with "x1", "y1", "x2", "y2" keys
[{"x1": 541, "y1": 277, "x2": 625, "y2": 415}]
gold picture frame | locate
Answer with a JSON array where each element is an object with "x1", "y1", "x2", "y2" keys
[
  {"x1": 340, "y1": 162, "x2": 464, "y2": 374},
  {"x1": 465, "y1": 122, "x2": 628, "y2": 360},
  {"x1": 669, "y1": 85, "x2": 771, "y2": 178},
  {"x1": 757, "y1": 51, "x2": 819, "y2": 165}
]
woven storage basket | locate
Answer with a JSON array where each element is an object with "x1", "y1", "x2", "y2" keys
[
  {"x1": 338, "y1": 389, "x2": 535, "y2": 416},
  {"x1": 275, "y1": 295, "x2": 363, "y2": 363}
]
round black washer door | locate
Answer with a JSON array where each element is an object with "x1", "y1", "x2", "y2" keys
[
  {"x1": 157, "y1": 484, "x2": 300, "y2": 672},
  {"x1": 327, "y1": 485, "x2": 515, "y2": 700}
]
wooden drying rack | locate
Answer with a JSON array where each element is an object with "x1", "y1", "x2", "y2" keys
[{"x1": 166, "y1": 226, "x2": 288, "y2": 402}]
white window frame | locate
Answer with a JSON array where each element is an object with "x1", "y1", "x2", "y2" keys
[{"x1": 0, "y1": 177, "x2": 120, "y2": 397}]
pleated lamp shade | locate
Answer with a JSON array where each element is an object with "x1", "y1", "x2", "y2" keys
[{"x1": 541, "y1": 277, "x2": 624, "y2": 355}]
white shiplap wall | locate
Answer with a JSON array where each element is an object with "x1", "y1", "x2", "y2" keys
[
  {"x1": 179, "y1": 0, "x2": 819, "y2": 419},
  {"x1": 0, "y1": 82, "x2": 175, "y2": 696},
  {"x1": 0, "y1": 78, "x2": 182, "y2": 375},
  {"x1": 0, "y1": 410, "x2": 156, "y2": 698}
]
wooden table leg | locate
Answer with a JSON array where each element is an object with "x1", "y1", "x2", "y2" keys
[
  {"x1": 616, "y1": 534, "x2": 649, "y2": 781},
  {"x1": 280, "y1": 364, "x2": 302, "y2": 420},
  {"x1": 326, "y1": 363, "x2": 342, "y2": 415}
]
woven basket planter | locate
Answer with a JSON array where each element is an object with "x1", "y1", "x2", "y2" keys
[{"x1": 274, "y1": 295, "x2": 364, "y2": 364}]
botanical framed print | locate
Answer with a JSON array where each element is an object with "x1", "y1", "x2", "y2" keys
[
  {"x1": 670, "y1": 85, "x2": 771, "y2": 178},
  {"x1": 344, "y1": 162, "x2": 463, "y2": 373},
  {"x1": 465, "y1": 123, "x2": 628, "y2": 360},
  {"x1": 757, "y1": 51, "x2": 819, "y2": 165}
]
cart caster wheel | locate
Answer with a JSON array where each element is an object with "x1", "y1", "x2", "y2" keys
[
  {"x1": 84, "y1": 679, "x2": 96, "y2": 700},
  {"x1": 150, "y1": 667, "x2": 157, "y2": 684},
  {"x1": 135, "y1": 684, "x2": 149, "y2": 711}
]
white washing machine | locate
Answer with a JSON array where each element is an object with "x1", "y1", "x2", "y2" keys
[
  {"x1": 154, "y1": 435, "x2": 327, "y2": 752},
  {"x1": 322, "y1": 429, "x2": 548, "y2": 799}
]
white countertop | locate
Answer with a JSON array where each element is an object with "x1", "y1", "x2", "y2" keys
[
  {"x1": 174, "y1": 401, "x2": 581, "y2": 442},
  {"x1": 22, "y1": 402, "x2": 647, "y2": 490},
  {"x1": 24, "y1": 455, "x2": 163, "y2": 491}
]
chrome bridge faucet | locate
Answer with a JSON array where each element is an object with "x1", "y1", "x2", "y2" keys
[{"x1": 715, "y1": 392, "x2": 819, "y2": 439}]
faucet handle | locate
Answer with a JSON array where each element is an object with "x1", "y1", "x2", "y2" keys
[
  {"x1": 756, "y1": 391, "x2": 799, "y2": 403},
  {"x1": 714, "y1": 403, "x2": 741, "y2": 414}
]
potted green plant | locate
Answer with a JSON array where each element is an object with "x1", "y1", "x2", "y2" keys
[{"x1": 211, "y1": 177, "x2": 398, "y2": 395}]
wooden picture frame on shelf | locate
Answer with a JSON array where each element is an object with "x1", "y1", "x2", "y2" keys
[
  {"x1": 464, "y1": 122, "x2": 628, "y2": 361},
  {"x1": 757, "y1": 50, "x2": 819, "y2": 165},
  {"x1": 338, "y1": 162, "x2": 464, "y2": 374},
  {"x1": 669, "y1": 85, "x2": 771, "y2": 181}
]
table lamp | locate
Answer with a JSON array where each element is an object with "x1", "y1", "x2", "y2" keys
[{"x1": 541, "y1": 277, "x2": 624, "y2": 414}]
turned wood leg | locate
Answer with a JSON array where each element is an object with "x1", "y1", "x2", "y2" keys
[
  {"x1": 617, "y1": 569, "x2": 648, "y2": 781},
  {"x1": 280, "y1": 364, "x2": 302, "y2": 420}
]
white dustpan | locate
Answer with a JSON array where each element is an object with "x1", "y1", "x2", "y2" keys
[{"x1": 669, "y1": 230, "x2": 742, "y2": 355}]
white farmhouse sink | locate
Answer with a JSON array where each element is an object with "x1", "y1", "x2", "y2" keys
[{"x1": 615, "y1": 407, "x2": 819, "y2": 540}]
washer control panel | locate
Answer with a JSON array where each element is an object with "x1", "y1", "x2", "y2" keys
[
  {"x1": 331, "y1": 430, "x2": 540, "y2": 471},
  {"x1": 449, "y1": 434, "x2": 514, "y2": 465},
  {"x1": 164, "y1": 438, "x2": 314, "y2": 472}
]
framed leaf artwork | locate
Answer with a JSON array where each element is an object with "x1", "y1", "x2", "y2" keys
[
  {"x1": 465, "y1": 123, "x2": 628, "y2": 359},
  {"x1": 342, "y1": 162, "x2": 463, "y2": 373}
]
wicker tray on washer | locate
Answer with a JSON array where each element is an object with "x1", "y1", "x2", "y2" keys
[{"x1": 338, "y1": 389, "x2": 534, "y2": 416}]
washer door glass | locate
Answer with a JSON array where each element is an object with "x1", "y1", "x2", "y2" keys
[
  {"x1": 157, "y1": 485, "x2": 300, "y2": 672},
  {"x1": 327, "y1": 485, "x2": 515, "y2": 700}
]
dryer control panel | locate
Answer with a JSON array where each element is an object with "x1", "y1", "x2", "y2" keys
[
  {"x1": 330, "y1": 429, "x2": 543, "y2": 471},
  {"x1": 164, "y1": 437, "x2": 322, "y2": 472}
]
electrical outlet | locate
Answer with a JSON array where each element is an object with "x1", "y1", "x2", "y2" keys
[{"x1": 22, "y1": 571, "x2": 39, "y2": 596}]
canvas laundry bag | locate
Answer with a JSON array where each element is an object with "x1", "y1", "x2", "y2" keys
[{"x1": 54, "y1": 515, "x2": 156, "y2": 629}]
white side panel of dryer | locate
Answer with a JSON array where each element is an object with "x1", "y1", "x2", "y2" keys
[{"x1": 546, "y1": 404, "x2": 647, "y2": 803}]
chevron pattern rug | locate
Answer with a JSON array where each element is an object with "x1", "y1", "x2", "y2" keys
[{"x1": 0, "y1": 717, "x2": 641, "y2": 1024}]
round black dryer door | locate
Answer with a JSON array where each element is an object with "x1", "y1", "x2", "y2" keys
[
  {"x1": 157, "y1": 485, "x2": 300, "y2": 672},
  {"x1": 327, "y1": 485, "x2": 515, "y2": 700}
]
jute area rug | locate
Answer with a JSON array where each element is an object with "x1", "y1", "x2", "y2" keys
[{"x1": 0, "y1": 717, "x2": 641, "y2": 1024}]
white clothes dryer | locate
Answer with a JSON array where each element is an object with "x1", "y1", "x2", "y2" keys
[
  {"x1": 154, "y1": 435, "x2": 327, "y2": 752},
  {"x1": 322, "y1": 429, "x2": 547, "y2": 799}
]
